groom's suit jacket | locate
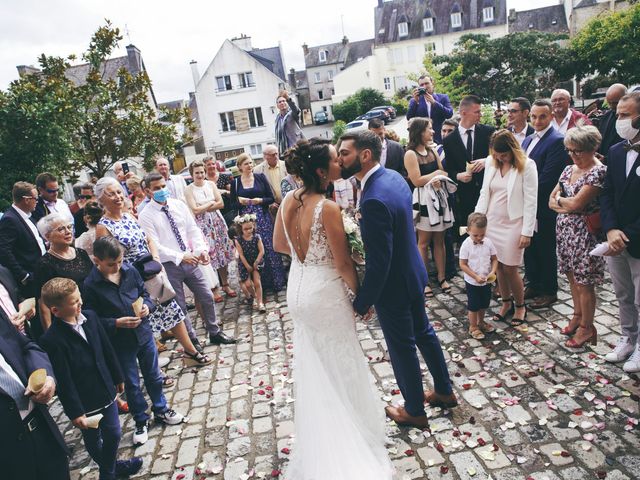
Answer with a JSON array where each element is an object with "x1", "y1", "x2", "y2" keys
[{"x1": 353, "y1": 167, "x2": 428, "y2": 315}]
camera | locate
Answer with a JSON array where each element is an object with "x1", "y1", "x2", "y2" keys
[
  {"x1": 122, "y1": 162, "x2": 130, "y2": 174},
  {"x1": 418, "y1": 87, "x2": 427, "y2": 95}
]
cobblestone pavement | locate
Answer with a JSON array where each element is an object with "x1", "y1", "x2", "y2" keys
[{"x1": 57, "y1": 272, "x2": 639, "y2": 480}]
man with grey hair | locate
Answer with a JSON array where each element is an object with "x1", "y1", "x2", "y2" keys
[
  {"x1": 601, "y1": 91, "x2": 640, "y2": 372},
  {"x1": 550, "y1": 88, "x2": 592, "y2": 135},
  {"x1": 253, "y1": 145, "x2": 287, "y2": 217},
  {"x1": 155, "y1": 157, "x2": 187, "y2": 203},
  {"x1": 598, "y1": 83, "x2": 627, "y2": 157},
  {"x1": 113, "y1": 161, "x2": 133, "y2": 195}
]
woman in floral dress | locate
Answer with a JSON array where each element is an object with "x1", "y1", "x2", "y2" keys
[
  {"x1": 94, "y1": 177, "x2": 211, "y2": 365},
  {"x1": 185, "y1": 160, "x2": 237, "y2": 303},
  {"x1": 549, "y1": 126, "x2": 606, "y2": 349}
]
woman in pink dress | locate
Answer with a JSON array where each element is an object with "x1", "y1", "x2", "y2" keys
[{"x1": 475, "y1": 130, "x2": 538, "y2": 327}]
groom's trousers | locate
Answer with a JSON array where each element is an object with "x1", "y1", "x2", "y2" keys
[{"x1": 376, "y1": 297, "x2": 452, "y2": 417}]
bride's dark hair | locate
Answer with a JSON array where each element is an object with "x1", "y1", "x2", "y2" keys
[{"x1": 284, "y1": 137, "x2": 332, "y2": 199}]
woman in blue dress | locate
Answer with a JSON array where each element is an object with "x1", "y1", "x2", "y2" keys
[{"x1": 230, "y1": 153, "x2": 286, "y2": 291}]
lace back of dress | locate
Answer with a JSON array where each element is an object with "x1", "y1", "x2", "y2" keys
[{"x1": 305, "y1": 199, "x2": 333, "y2": 266}]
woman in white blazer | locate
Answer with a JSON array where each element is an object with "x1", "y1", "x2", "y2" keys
[{"x1": 475, "y1": 130, "x2": 538, "y2": 327}]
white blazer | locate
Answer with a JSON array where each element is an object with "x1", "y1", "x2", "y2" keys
[{"x1": 475, "y1": 157, "x2": 538, "y2": 237}]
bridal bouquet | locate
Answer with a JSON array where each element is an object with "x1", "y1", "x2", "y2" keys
[{"x1": 342, "y1": 209, "x2": 365, "y2": 263}]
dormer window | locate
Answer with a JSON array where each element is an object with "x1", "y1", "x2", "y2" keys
[
  {"x1": 483, "y1": 6, "x2": 494, "y2": 22},
  {"x1": 398, "y1": 21, "x2": 409, "y2": 37},
  {"x1": 319, "y1": 50, "x2": 327, "y2": 62},
  {"x1": 451, "y1": 12, "x2": 462, "y2": 28},
  {"x1": 423, "y1": 17, "x2": 434, "y2": 33}
]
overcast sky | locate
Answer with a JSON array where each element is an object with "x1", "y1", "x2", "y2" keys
[{"x1": 0, "y1": 0, "x2": 559, "y2": 103}]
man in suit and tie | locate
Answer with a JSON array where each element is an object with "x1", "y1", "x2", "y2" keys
[
  {"x1": 253, "y1": 146, "x2": 288, "y2": 219},
  {"x1": 0, "y1": 182, "x2": 47, "y2": 298},
  {"x1": 0, "y1": 309, "x2": 70, "y2": 480},
  {"x1": 406, "y1": 75, "x2": 454, "y2": 143},
  {"x1": 443, "y1": 95, "x2": 496, "y2": 233},
  {"x1": 32, "y1": 172, "x2": 74, "y2": 225},
  {"x1": 601, "y1": 91, "x2": 640, "y2": 373},
  {"x1": 0, "y1": 264, "x2": 36, "y2": 334},
  {"x1": 598, "y1": 83, "x2": 627, "y2": 159},
  {"x1": 507, "y1": 97, "x2": 535, "y2": 145},
  {"x1": 521, "y1": 99, "x2": 571, "y2": 309},
  {"x1": 339, "y1": 130, "x2": 455, "y2": 429},
  {"x1": 368, "y1": 118, "x2": 405, "y2": 175}
]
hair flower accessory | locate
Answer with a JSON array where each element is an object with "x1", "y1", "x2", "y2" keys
[{"x1": 233, "y1": 213, "x2": 257, "y2": 225}]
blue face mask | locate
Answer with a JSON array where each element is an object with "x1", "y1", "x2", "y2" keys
[{"x1": 153, "y1": 187, "x2": 170, "y2": 203}]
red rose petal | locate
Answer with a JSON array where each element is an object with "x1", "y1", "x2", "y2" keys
[
  {"x1": 560, "y1": 451, "x2": 571, "y2": 457},
  {"x1": 405, "y1": 449, "x2": 415, "y2": 456},
  {"x1": 477, "y1": 437, "x2": 487, "y2": 446},
  {"x1": 281, "y1": 447, "x2": 291, "y2": 454},
  {"x1": 257, "y1": 389, "x2": 265, "y2": 395},
  {"x1": 176, "y1": 475, "x2": 185, "y2": 480},
  {"x1": 573, "y1": 409, "x2": 583, "y2": 416},
  {"x1": 436, "y1": 443, "x2": 444, "y2": 452},
  {"x1": 440, "y1": 466, "x2": 449, "y2": 474},
  {"x1": 469, "y1": 416, "x2": 476, "y2": 425},
  {"x1": 463, "y1": 383, "x2": 472, "y2": 390},
  {"x1": 494, "y1": 382, "x2": 503, "y2": 388},
  {"x1": 271, "y1": 469, "x2": 281, "y2": 477}
]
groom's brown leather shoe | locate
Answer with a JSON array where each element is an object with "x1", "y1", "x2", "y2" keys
[
  {"x1": 384, "y1": 406, "x2": 429, "y2": 428},
  {"x1": 424, "y1": 390, "x2": 459, "y2": 409}
]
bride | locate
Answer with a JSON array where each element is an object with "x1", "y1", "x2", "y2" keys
[{"x1": 273, "y1": 138, "x2": 393, "y2": 479}]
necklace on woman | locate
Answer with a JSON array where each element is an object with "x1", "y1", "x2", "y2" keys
[{"x1": 49, "y1": 247, "x2": 75, "y2": 260}]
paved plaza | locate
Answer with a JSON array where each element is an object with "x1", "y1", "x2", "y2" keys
[{"x1": 58, "y1": 270, "x2": 639, "y2": 480}]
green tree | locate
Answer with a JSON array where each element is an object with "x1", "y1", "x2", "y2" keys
[
  {"x1": 433, "y1": 32, "x2": 572, "y2": 106},
  {"x1": 332, "y1": 88, "x2": 386, "y2": 122},
  {"x1": 420, "y1": 54, "x2": 468, "y2": 106},
  {"x1": 570, "y1": 3, "x2": 640, "y2": 84},
  {"x1": 332, "y1": 120, "x2": 347, "y2": 144},
  {"x1": 0, "y1": 21, "x2": 193, "y2": 208}
]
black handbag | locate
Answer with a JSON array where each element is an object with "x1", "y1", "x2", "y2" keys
[{"x1": 132, "y1": 253, "x2": 162, "y2": 280}]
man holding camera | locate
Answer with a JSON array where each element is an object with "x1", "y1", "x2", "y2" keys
[{"x1": 406, "y1": 75, "x2": 454, "y2": 143}]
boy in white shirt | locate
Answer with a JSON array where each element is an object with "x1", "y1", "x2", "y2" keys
[{"x1": 459, "y1": 213, "x2": 498, "y2": 340}]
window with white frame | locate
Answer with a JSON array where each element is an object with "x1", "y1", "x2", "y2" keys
[
  {"x1": 238, "y1": 71, "x2": 254, "y2": 88},
  {"x1": 451, "y1": 12, "x2": 462, "y2": 28},
  {"x1": 383, "y1": 77, "x2": 392, "y2": 91},
  {"x1": 425, "y1": 42, "x2": 436, "y2": 54},
  {"x1": 250, "y1": 144, "x2": 263, "y2": 156},
  {"x1": 314, "y1": 71, "x2": 321, "y2": 83},
  {"x1": 247, "y1": 107, "x2": 264, "y2": 128},
  {"x1": 483, "y1": 6, "x2": 494, "y2": 22},
  {"x1": 318, "y1": 90, "x2": 324, "y2": 100},
  {"x1": 423, "y1": 17, "x2": 434, "y2": 33},
  {"x1": 319, "y1": 50, "x2": 327, "y2": 62},
  {"x1": 407, "y1": 45, "x2": 417, "y2": 62},
  {"x1": 398, "y1": 21, "x2": 408, "y2": 37},
  {"x1": 215, "y1": 75, "x2": 232, "y2": 92},
  {"x1": 327, "y1": 70, "x2": 333, "y2": 81},
  {"x1": 392, "y1": 48, "x2": 403, "y2": 64},
  {"x1": 219, "y1": 111, "x2": 236, "y2": 132}
]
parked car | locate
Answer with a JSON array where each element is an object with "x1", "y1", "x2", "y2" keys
[
  {"x1": 356, "y1": 109, "x2": 390, "y2": 124},
  {"x1": 345, "y1": 120, "x2": 368, "y2": 132},
  {"x1": 314, "y1": 111, "x2": 329, "y2": 124},
  {"x1": 369, "y1": 105, "x2": 397, "y2": 119},
  {"x1": 178, "y1": 167, "x2": 193, "y2": 185}
]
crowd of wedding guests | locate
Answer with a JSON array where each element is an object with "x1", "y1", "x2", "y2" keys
[{"x1": 0, "y1": 79, "x2": 639, "y2": 479}]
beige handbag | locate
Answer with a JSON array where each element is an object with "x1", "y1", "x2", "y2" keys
[{"x1": 144, "y1": 269, "x2": 176, "y2": 305}]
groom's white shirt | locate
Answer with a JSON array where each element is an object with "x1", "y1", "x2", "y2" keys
[{"x1": 360, "y1": 163, "x2": 381, "y2": 191}]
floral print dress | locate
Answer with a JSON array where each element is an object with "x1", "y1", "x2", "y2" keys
[
  {"x1": 236, "y1": 234, "x2": 264, "y2": 282},
  {"x1": 556, "y1": 164, "x2": 607, "y2": 286},
  {"x1": 99, "y1": 214, "x2": 186, "y2": 333}
]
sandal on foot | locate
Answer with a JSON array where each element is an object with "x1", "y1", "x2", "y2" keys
[
  {"x1": 469, "y1": 328, "x2": 485, "y2": 340},
  {"x1": 478, "y1": 320, "x2": 496, "y2": 333},
  {"x1": 214, "y1": 293, "x2": 224, "y2": 304},
  {"x1": 162, "y1": 376, "x2": 175, "y2": 388},
  {"x1": 183, "y1": 351, "x2": 212, "y2": 367},
  {"x1": 439, "y1": 278, "x2": 452, "y2": 294},
  {"x1": 510, "y1": 303, "x2": 528, "y2": 327},
  {"x1": 492, "y1": 298, "x2": 514, "y2": 323},
  {"x1": 222, "y1": 284, "x2": 238, "y2": 298},
  {"x1": 424, "y1": 286, "x2": 434, "y2": 298}
]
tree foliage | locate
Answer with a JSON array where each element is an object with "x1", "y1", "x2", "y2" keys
[
  {"x1": 569, "y1": 3, "x2": 640, "y2": 84},
  {"x1": 0, "y1": 20, "x2": 194, "y2": 208},
  {"x1": 433, "y1": 32, "x2": 572, "y2": 106},
  {"x1": 332, "y1": 88, "x2": 386, "y2": 122}
]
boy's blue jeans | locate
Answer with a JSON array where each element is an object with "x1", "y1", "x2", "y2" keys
[{"x1": 81, "y1": 402, "x2": 120, "y2": 480}]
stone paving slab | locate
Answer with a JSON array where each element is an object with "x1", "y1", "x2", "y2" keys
[{"x1": 51, "y1": 272, "x2": 640, "y2": 480}]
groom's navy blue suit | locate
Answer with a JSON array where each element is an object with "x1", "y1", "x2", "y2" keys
[{"x1": 353, "y1": 166, "x2": 452, "y2": 417}]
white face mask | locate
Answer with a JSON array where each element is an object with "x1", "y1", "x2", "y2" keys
[{"x1": 616, "y1": 116, "x2": 640, "y2": 141}]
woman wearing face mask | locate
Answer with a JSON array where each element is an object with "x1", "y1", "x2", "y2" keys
[{"x1": 94, "y1": 177, "x2": 211, "y2": 368}]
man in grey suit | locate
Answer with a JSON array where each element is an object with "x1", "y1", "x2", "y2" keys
[{"x1": 368, "y1": 118, "x2": 405, "y2": 176}]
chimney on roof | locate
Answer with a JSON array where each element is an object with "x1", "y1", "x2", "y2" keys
[
  {"x1": 342, "y1": 36, "x2": 349, "y2": 46},
  {"x1": 16, "y1": 65, "x2": 40, "y2": 77},
  {"x1": 508, "y1": 8, "x2": 517, "y2": 23},
  {"x1": 190, "y1": 61, "x2": 200, "y2": 88},
  {"x1": 126, "y1": 44, "x2": 142, "y2": 74},
  {"x1": 377, "y1": 0, "x2": 383, "y2": 7},
  {"x1": 231, "y1": 34, "x2": 253, "y2": 51},
  {"x1": 288, "y1": 68, "x2": 296, "y2": 91},
  {"x1": 302, "y1": 43, "x2": 309, "y2": 55}
]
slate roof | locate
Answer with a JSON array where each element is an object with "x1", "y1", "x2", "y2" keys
[
  {"x1": 304, "y1": 38, "x2": 374, "y2": 69},
  {"x1": 249, "y1": 46, "x2": 286, "y2": 81},
  {"x1": 294, "y1": 70, "x2": 308, "y2": 89},
  {"x1": 509, "y1": 4, "x2": 569, "y2": 34},
  {"x1": 345, "y1": 39, "x2": 375, "y2": 67},
  {"x1": 374, "y1": 0, "x2": 507, "y2": 45},
  {"x1": 574, "y1": 0, "x2": 624, "y2": 8}
]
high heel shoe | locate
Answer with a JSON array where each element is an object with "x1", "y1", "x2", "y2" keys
[
  {"x1": 510, "y1": 302, "x2": 528, "y2": 327},
  {"x1": 565, "y1": 326, "x2": 597, "y2": 348},
  {"x1": 439, "y1": 278, "x2": 452, "y2": 294},
  {"x1": 492, "y1": 298, "x2": 514, "y2": 323},
  {"x1": 183, "y1": 351, "x2": 213, "y2": 367},
  {"x1": 561, "y1": 315, "x2": 581, "y2": 336}
]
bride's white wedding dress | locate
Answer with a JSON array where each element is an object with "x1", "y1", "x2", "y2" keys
[{"x1": 282, "y1": 196, "x2": 393, "y2": 480}]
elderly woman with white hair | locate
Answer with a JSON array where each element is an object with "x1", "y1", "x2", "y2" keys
[
  {"x1": 549, "y1": 125, "x2": 606, "y2": 349},
  {"x1": 34, "y1": 212, "x2": 94, "y2": 330},
  {"x1": 93, "y1": 177, "x2": 211, "y2": 367}
]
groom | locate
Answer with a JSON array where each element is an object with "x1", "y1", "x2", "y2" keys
[{"x1": 338, "y1": 131, "x2": 456, "y2": 428}]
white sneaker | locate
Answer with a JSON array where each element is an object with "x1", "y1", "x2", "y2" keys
[
  {"x1": 154, "y1": 408, "x2": 184, "y2": 425},
  {"x1": 604, "y1": 336, "x2": 635, "y2": 363},
  {"x1": 623, "y1": 344, "x2": 640, "y2": 373},
  {"x1": 133, "y1": 422, "x2": 148, "y2": 445},
  {"x1": 158, "y1": 356, "x2": 170, "y2": 368}
]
